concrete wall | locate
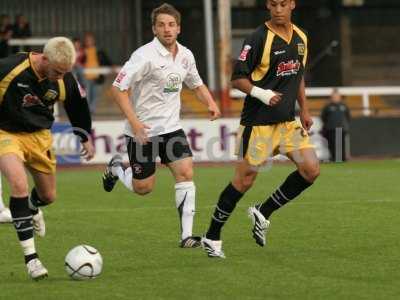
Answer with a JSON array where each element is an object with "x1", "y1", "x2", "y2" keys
[{"x1": 350, "y1": 117, "x2": 400, "y2": 156}]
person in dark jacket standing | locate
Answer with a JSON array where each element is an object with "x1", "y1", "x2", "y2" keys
[{"x1": 321, "y1": 88, "x2": 351, "y2": 162}]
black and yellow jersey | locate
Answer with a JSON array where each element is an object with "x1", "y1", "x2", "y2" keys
[
  {"x1": 0, "y1": 52, "x2": 91, "y2": 141},
  {"x1": 232, "y1": 23, "x2": 308, "y2": 125}
]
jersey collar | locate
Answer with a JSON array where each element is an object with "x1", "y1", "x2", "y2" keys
[
  {"x1": 265, "y1": 22, "x2": 294, "y2": 44},
  {"x1": 29, "y1": 52, "x2": 46, "y2": 82},
  {"x1": 153, "y1": 37, "x2": 182, "y2": 58}
]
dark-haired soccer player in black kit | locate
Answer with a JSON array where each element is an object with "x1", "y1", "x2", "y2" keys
[
  {"x1": 202, "y1": 0, "x2": 320, "y2": 258},
  {"x1": 0, "y1": 37, "x2": 94, "y2": 278}
]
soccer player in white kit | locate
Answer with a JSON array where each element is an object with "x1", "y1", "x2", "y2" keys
[{"x1": 102, "y1": 3, "x2": 221, "y2": 248}]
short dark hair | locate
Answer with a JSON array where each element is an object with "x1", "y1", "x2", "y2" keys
[{"x1": 151, "y1": 3, "x2": 181, "y2": 26}]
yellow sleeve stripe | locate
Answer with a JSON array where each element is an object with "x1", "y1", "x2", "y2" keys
[
  {"x1": 0, "y1": 59, "x2": 30, "y2": 105},
  {"x1": 251, "y1": 30, "x2": 275, "y2": 82},
  {"x1": 57, "y1": 79, "x2": 66, "y2": 102},
  {"x1": 293, "y1": 25, "x2": 308, "y2": 67}
]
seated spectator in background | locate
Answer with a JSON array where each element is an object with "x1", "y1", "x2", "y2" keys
[
  {"x1": 72, "y1": 37, "x2": 87, "y2": 88},
  {"x1": 83, "y1": 32, "x2": 112, "y2": 114},
  {"x1": 11, "y1": 14, "x2": 32, "y2": 53},
  {"x1": 321, "y1": 88, "x2": 351, "y2": 162},
  {"x1": 12, "y1": 14, "x2": 31, "y2": 38},
  {"x1": 0, "y1": 14, "x2": 13, "y2": 58}
]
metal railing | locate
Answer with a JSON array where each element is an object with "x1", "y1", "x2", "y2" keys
[{"x1": 231, "y1": 86, "x2": 400, "y2": 117}]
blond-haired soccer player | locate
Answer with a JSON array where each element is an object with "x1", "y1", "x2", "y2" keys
[
  {"x1": 202, "y1": 0, "x2": 320, "y2": 258},
  {"x1": 0, "y1": 37, "x2": 94, "y2": 279},
  {"x1": 103, "y1": 3, "x2": 220, "y2": 248}
]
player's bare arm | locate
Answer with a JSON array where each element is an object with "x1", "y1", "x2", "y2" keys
[
  {"x1": 62, "y1": 72, "x2": 95, "y2": 161},
  {"x1": 192, "y1": 84, "x2": 221, "y2": 120},
  {"x1": 297, "y1": 77, "x2": 313, "y2": 131},
  {"x1": 232, "y1": 78, "x2": 282, "y2": 106},
  {"x1": 111, "y1": 86, "x2": 150, "y2": 144}
]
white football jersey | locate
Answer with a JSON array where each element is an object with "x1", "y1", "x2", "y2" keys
[{"x1": 113, "y1": 37, "x2": 203, "y2": 138}]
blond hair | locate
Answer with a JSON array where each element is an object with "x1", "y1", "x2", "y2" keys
[{"x1": 43, "y1": 37, "x2": 76, "y2": 66}]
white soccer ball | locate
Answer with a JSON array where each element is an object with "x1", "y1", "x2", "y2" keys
[{"x1": 65, "y1": 245, "x2": 103, "y2": 280}]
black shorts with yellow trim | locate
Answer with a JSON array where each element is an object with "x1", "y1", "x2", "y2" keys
[
  {"x1": 0, "y1": 129, "x2": 56, "y2": 174},
  {"x1": 235, "y1": 120, "x2": 315, "y2": 166}
]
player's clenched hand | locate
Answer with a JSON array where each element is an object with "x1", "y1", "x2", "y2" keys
[
  {"x1": 208, "y1": 102, "x2": 221, "y2": 121},
  {"x1": 132, "y1": 121, "x2": 150, "y2": 144},
  {"x1": 81, "y1": 140, "x2": 95, "y2": 161},
  {"x1": 300, "y1": 110, "x2": 313, "y2": 131},
  {"x1": 269, "y1": 91, "x2": 282, "y2": 106},
  {"x1": 250, "y1": 86, "x2": 282, "y2": 107}
]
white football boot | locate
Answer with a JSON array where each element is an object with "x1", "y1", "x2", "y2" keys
[
  {"x1": 26, "y1": 258, "x2": 48, "y2": 280},
  {"x1": 201, "y1": 237, "x2": 226, "y2": 258},
  {"x1": 0, "y1": 207, "x2": 12, "y2": 223},
  {"x1": 32, "y1": 209, "x2": 46, "y2": 237},
  {"x1": 248, "y1": 206, "x2": 270, "y2": 247}
]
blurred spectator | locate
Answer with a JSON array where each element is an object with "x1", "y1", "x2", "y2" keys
[
  {"x1": 0, "y1": 14, "x2": 13, "y2": 58},
  {"x1": 12, "y1": 14, "x2": 31, "y2": 38},
  {"x1": 83, "y1": 32, "x2": 112, "y2": 114},
  {"x1": 72, "y1": 37, "x2": 87, "y2": 88},
  {"x1": 11, "y1": 14, "x2": 32, "y2": 53},
  {"x1": 74, "y1": 37, "x2": 86, "y2": 66},
  {"x1": 321, "y1": 88, "x2": 351, "y2": 162}
]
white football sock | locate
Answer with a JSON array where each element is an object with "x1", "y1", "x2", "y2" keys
[
  {"x1": 115, "y1": 166, "x2": 133, "y2": 192},
  {"x1": 111, "y1": 165, "x2": 120, "y2": 177},
  {"x1": 175, "y1": 181, "x2": 196, "y2": 240},
  {"x1": 20, "y1": 238, "x2": 36, "y2": 256},
  {"x1": 0, "y1": 177, "x2": 5, "y2": 210}
]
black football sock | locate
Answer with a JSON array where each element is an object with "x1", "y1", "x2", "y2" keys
[
  {"x1": 258, "y1": 170, "x2": 312, "y2": 219},
  {"x1": 28, "y1": 188, "x2": 49, "y2": 215},
  {"x1": 24, "y1": 253, "x2": 39, "y2": 264},
  {"x1": 10, "y1": 196, "x2": 38, "y2": 263},
  {"x1": 206, "y1": 183, "x2": 243, "y2": 240}
]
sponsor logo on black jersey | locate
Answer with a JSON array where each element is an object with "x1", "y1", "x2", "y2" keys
[
  {"x1": 22, "y1": 93, "x2": 44, "y2": 107},
  {"x1": 276, "y1": 60, "x2": 301, "y2": 77}
]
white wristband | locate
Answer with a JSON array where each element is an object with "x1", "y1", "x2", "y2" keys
[{"x1": 250, "y1": 86, "x2": 275, "y2": 106}]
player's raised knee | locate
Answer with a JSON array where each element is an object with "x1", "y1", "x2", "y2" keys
[
  {"x1": 133, "y1": 181, "x2": 153, "y2": 195},
  {"x1": 242, "y1": 175, "x2": 256, "y2": 191},
  {"x1": 233, "y1": 175, "x2": 256, "y2": 193},
  {"x1": 38, "y1": 190, "x2": 57, "y2": 204},
  {"x1": 176, "y1": 168, "x2": 193, "y2": 182},
  {"x1": 302, "y1": 163, "x2": 320, "y2": 183},
  {"x1": 134, "y1": 186, "x2": 153, "y2": 195}
]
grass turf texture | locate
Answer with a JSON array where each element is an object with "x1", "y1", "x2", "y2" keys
[{"x1": 0, "y1": 160, "x2": 399, "y2": 299}]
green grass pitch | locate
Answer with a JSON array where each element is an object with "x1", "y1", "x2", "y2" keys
[{"x1": 1, "y1": 160, "x2": 399, "y2": 299}]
